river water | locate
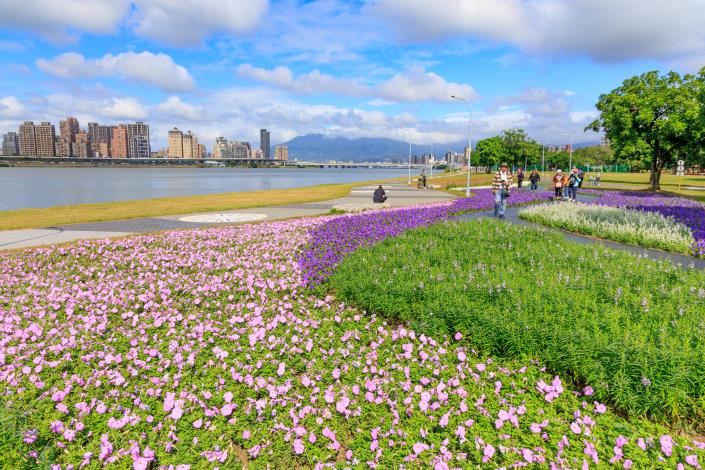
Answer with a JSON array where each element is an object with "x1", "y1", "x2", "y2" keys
[{"x1": 0, "y1": 167, "x2": 409, "y2": 210}]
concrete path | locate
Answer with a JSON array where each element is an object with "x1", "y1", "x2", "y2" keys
[
  {"x1": 455, "y1": 194, "x2": 705, "y2": 270},
  {"x1": 0, "y1": 183, "x2": 455, "y2": 250}
]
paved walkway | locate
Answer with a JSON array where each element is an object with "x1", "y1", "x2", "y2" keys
[
  {"x1": 0, "y1": 183, "x2": 455, "y2": 250},
  {"x1": 456, "y1": 194, "x2": 705, "y2": 270}
]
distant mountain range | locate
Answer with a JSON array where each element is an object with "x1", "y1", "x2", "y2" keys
[
  {"x1": 275, "y1": 134, "x2": 602, "y2": 162},
  {"x1": 275, "y1": 134, "x2": 466, "y2": 162}
]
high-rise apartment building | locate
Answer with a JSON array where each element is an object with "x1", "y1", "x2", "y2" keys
[
  {"x1": 260, "y1": 129, "x2": 270, "y2": 159},
  {"x1": 168, "y1": 127, "x2": 184, "y2": 158},
  {"x1": 35, "y1": 122, "x2": 56, "y2": 157},
  {"x1": 196, "y1": 143, "x2": 206, "y2": 159},
  {"x1": 274, "y1": 145, "x2": 288, "y2": 161},
  {"x1": 111, "y1": 125, "x2": 128, "y2": 158},
  {"x1": 182, "y1": 131, "x2": 195, "y2": 159},
  {"x1": 73, "y1": 131, "x2": 90, "y2": 158},
  {"x1": 2, "y1": 132, "x2": 19, "y2": 156},
  {"x1": 88, "y1": 122, "x2": 112, "y2": 157},
  {"x1": 19, "y1": 121, "x2": 36, "y2": 156},
  {"x1": 58, "y1": 117, "x2": 79, "y2": 157},
  {"x1": 213, "y1": 137, "x2": 250, "y2": 159},
  {"x1": 132, "y1": 134, "x2": 150, "y2": 159},
  {"x1": 126, "y1": 122, "x2": 150, "y2": 158}
]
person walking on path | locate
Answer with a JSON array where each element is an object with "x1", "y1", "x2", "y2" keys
[
  {"x1": 492, "y1": 162, "x2": 513, "y2": 219},
  {"x1": 568, "y1": 167, "x2": 580, "y2": 201},
  {"x1": 517, "y1": 168, "x2": 525, "y2": 189},
  {"x1": 373, "y1": 185, "x2": 387, "y2": 203},
  {"x1": 561, "y1": 171, "x2": 570, "y2": 200},
  {"x1": 552, "y1": 169, "x2": 564, "y2": 200},
  {"x1": 577, "y1": 168, "x2": 585, "y2": 188},
  {"x1": 529, "y1": 169, "x2": 540, "y2": 191}
]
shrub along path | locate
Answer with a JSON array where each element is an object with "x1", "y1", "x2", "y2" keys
[{"x1": 455, "y1": 193, "x2": 705, "y2": 270}]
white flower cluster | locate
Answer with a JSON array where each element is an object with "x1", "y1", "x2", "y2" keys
[{"x1": 519, "y1": 202, "x2": 695, "y2": 253}]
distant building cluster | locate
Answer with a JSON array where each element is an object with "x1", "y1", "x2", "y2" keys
[
  {"x1": 1, "y1": 121, "x2": 287, "y2": 161},
  {"x1": 1, "y1": 118, "x2": 151, "y2": 159},
  {"x1": 546, "y1": 144, "x2": 573, "y2": 153},
  {"x1": 168, "y1": 128, "x2": 206, "y2": 159}
]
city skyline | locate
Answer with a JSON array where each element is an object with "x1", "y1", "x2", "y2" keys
[{"x1": 0, "y1": 1, "x2": 704, "y2": 150}]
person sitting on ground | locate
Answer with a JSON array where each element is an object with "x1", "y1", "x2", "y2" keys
[
  {"x1": 552, "y1": 169, "x2": 563, "y2": 199},
  {"x1": 529, "y1": 169, "x2": 540, "y2": 191},
  {"x1": 373, "y1": 185, "x2": 387, "y2": 203}
]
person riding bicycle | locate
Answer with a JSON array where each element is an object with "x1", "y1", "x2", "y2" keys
[{"x1": 418, "y1": 169, "x2": 427, "y2": 189}]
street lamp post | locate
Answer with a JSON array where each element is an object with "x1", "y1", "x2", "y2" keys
[
  {"x1": 451, "y1": 95, "x2": 472, "y2": 197},
  {"x1": 562, "y1": 133, "x2": 574, "y2": 170},
  {"x1": 402, "y1": 127, "x2": 412, "y2": 185}
]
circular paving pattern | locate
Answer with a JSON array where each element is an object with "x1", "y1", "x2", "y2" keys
[{"x1": 179, "y1": 213, "x2": 268, "y2": 223}]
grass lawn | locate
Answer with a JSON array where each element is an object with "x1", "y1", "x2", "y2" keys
[
  {"x1": 330, "y1": 218, "x2": 705, "y2": 428},
  {"x1": 0, "y1": 181, "x2": 386, "y2": 231},
  {"x1": 598, "y1": 172, "x2": 705, "y2": 201}
]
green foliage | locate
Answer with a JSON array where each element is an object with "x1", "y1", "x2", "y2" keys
[
  {"x1": 473, "y1": 136, "x2": 507, "y2": 167},
  {"x1": 573, "y1": 145, "x2": 615, "y2": 166},
  {"x1": 330, "y1": 219, "x2": 705, "y2": 426},
  {"x1": 587, "y1": 69, "x2": 705, "y2": 189}
]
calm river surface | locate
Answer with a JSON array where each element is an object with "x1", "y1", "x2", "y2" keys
[{"x1": 0, "y1": 167, "x2": 409, "y2": 210}]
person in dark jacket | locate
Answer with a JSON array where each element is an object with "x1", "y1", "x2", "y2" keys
[
  {"x1": 373, "y1": 185, "x2": 387, "y2": 203},
  {"x1": 529, "y1": 169, "x2": 540, "y2": 191},
  {"x1": 577, "y1": 168, "x2": 585, "y2": 188},
  {"x1": 517, "y1": 168, "x2": 524, "y2": 188}
]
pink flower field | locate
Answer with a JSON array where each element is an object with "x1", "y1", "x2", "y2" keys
[{"x1": 1, "y1": 211, "x2": 704, "y2": 469}]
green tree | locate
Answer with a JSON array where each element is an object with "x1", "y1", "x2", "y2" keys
[
  {"x1": 473, "y1": 136, "x2": 507, "y2": 167},
  {"x1": 587, "y1": 70, "x2": 704, "y2": 190}
]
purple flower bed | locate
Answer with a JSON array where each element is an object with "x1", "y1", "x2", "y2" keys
[
  {"x1": 585, "y1": 190, "x2": 705, "y2": 257},
  {"x1": 300, "y1": 189, "x2": 553, "y2": 285}
]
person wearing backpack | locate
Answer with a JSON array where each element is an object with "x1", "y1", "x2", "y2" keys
[
  {"x1": 492, "y1": 162, "x2": 513, "y2": 219},
  {"x1": 568, "y1": 167, "x2": 580, "y2": 201},
  {"x1": 552, "y1": 169, "x2": 563, "y2": 200}
]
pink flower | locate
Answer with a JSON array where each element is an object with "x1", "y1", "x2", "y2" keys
[
  {"x1": 623, "y1": 460, "x2": 633, "y2": 469},
  {"x1": 686, "y1": 455, "x2": 700, "y2": 468},
  {"x1": 583, "y1": 386, "x2": 594, "y2": 396},
  {"x1": 192, "y1": 419, "x2": 202, "y2": 429},
  {"x1": 482, "y1": 444, "x2": 495, "y2": 462},
  {"x1": 594, "y1": 402, "x2": 607, "y2": 414},
  {"x1": 293, "y1": 439, "x2": 305, "y2": 455},
  {"x1": 457, "y1": 351, "x2": 467, "y2": 362},
  {"x1": 223, "y1": 391, "x2": 233, "y2": 403},
  {"x1": 99, "y1": 433, "x2": 113, "y2": 461},
  {"x1": 332, "y1": 368, "x2": 340, "y2": 379},
  {"x1": 570, "y1": 422, "x2": 581, "y2": 434},
  {"x1": 476, "y1": 363, "x2": 486, "y2": 372},
  {"x1": 454, "y1": 332, "x2": 462, "y2": 341},
  {"x1": 243, "y1": 430, "x2": 251, "y2": 440},
  {"x1": 277, "y1": 362, "x2": 286, "y2": 376},
  {"x1": 660, "y1": 435, "x2": 674, "y2": 457},
  {"x1": 336, "y1": 395, "x2": 350, "y2": 414}
]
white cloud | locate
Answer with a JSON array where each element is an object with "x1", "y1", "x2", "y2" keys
[
  {"x1": 237, "y1": 64, "x2": 368, "y2": 96},
  {"x1": 0, "y1": 96, "x2": 27, "y2": 119},
  {"x1": 155, "y1": 96, "x2": 207, "y2": 122},
  {"x1": 132, "y1": 0, "x2": 269, "y2": 46},
  {"x1": 102, "y1": 98, "x2": 149, "y2": 120},
  {"x1": 0, "y1": 0, "x2": 130, "y2": 43},
  {"x1": 371, "y1": 0, "x2": 705, "y2": 66},
  {"x1": 376, "y1": 66, "x2": 478, "y2": 103},
  {"x1": 237, "y1": 64, "x2": 477, "y2": 103},
  {"x1": 36, "y1": 52, "x2": 195, "y2": 92}
]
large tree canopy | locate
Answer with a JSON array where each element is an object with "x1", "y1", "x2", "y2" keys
[{"x1": 587, "y1": 69, "x2": 705, "y2": 190}]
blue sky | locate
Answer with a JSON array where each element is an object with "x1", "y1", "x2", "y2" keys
[{"x1": 0, "y1": 0, "x2": 703, "y2": 150}]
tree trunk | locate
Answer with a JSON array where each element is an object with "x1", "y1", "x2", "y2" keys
[{"x1": 648, "y1": 140, "x2": 663, "y2": 191}]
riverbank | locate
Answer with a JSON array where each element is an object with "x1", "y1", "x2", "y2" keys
[{"x1": 0, "y1": 182, "x2": 383, "y2": 231}]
